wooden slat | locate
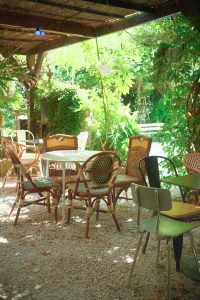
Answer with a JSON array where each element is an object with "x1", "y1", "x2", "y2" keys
[
  {"x1": 0, "y1": 9, "x2": 95, "y2": 38},
  {"x1": 28, "y1": 36, "x2": 89, "y2": 55},
  {"x1": 85, "y1": 0, "x2": 153, "y2": 13},
  {"x1": 26, "y1": 0, "x2": 124, "y2": 19},
  {"x1": 96, "y1": 12, "x2": 154, "y2": 36}
]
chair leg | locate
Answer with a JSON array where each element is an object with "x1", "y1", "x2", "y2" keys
[
  {"x1": 95, "y1": 199, "x2": 100, "y2": 220},
  {"x1": 9, "y1": 189, "x2": 20, "y2": 217},
  {"x1": 2, "y1": 166, "x2": 14, "y2": 188},
  {"x1": 67, "y1": 193, "x2": 73, "y2": 224},
  {"x1": 167, "y1": 238, "x2": 172, "y2": 300},
  {"x1": 14, "y1": 208, "x2": 21, "y2": 225},
  {"x1": 188, "y1": 232, "x2": 200, "y2": 275},
  {"x1": 111, "y1": 212, "x2": 120, "y2": 232},
  {"x1": 46, "y1": 192, "x2": 51, "y2": 213},
  {"x1": 173, "y1": 235, "x2": 183, "y2": 272},
  {"x1": 156, "y1": 239, "x2": 160, "y2": 268},
  {"x1": 107, "y1": 198, "x2": 120, "y2": 232},
  {"x1": 142, "y1": 232, "x2": 150, "y2": 254},
  {"x1": 85, "y1": 208, "x2": 91, "y2": 238},
  {"x1": 128, "y1": 233, "x2": 144, "y2": 285}
]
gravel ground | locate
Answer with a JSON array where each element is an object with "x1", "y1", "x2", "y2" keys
[{"x1": 0, "y1": 181, "x2": 200, "y2": 300}]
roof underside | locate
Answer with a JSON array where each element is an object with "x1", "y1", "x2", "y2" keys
[{"x1": 0, "y1": 0, "x2": 196, "y2": 55}]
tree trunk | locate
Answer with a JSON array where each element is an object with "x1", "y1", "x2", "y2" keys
[
  {"x1": 186, "y1": 74, "x2": 200, "y2": 152},
  {"x1": 25, "y1": 53, "x2": 44, "y2": 135}
]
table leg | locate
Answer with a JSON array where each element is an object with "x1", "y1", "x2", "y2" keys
[
  {"x1": 62, "y1": 162, "x2": 66, "y2": 223},
  {"x1": 173, "y1": 235, "x2": 183, "y2": 272}
]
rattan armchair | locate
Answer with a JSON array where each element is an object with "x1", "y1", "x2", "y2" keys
[
  {"x1": 7, "y1": 147, "x2": 61, "y2": 224},
  {"x1": 112, "y1": 135, "x2": 152, "y2": 206},
  {"x1": 183, "y1": 152, "x2": 200, "y2": 204},
  {"x1": 2, "y1": 138, "x2": 41, "y2": 188},
  {"x1": 43, "y1": 134, "x2": 78, "y2": 180},
  {"x1": 67, "y1": 151, "x2": 121, "y2": 238}
]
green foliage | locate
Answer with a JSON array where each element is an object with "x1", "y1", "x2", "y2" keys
[{"x1": 39, "y1": 86, "x2": 86, "y2": 136}]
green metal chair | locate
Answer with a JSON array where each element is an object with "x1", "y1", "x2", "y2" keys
[
  {"x1": 128, "y1": 183, "x2": 200, "y2": 300},
  {"x1": 67, "y1": 151, "x2": 121, "y2": 238}
]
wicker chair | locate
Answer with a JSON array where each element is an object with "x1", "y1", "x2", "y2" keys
[
  {"x1": 183, "y1": 152, "x2": 200, "y2": 204},
  {"x1": 112, "y1": 135, "x2": 152, "y2": 206},
  {"x1": 43, "y1": 134, "x2": 78, "y2": 180},
  {"x1": 2, "y1": 138, "x2": 41, "y2": 188},
  {"x1": 6, "y1": 147, "x2": 61, "y2": 224},
  {"x1": 43, "y1": 134, "x2": 78, "y2": 152},
  {"x1": 67, "y1": 151, "x2": 121, "y2": 238}
]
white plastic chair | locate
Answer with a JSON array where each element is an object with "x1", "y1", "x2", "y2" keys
[
  {"x1": 16, "y1": 130, "x2": 35, "y2": 147},
  {"x1": 77, "y1": 131, "x2": 89, "y2": 150}
]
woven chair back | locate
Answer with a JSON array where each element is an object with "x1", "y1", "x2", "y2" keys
[
  {"x1": 77, "y1": 151, "x2": 121, "y2": 192},
  {"x1": 125, "y1": 135, "x2": 152, "y2": 178},
  {"x1": 183, "y1": 152, "x2": 200, "y2": 174},
  {"x1": 6, "y1": 146, "x2": 39, "y2": 189},
  {"x1": 43, "y1": 134, "x2": 78, "y2": 152}
]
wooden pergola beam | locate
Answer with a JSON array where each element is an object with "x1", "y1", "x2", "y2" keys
[
  {"x1": 26, "y1": 0, "x2": 124, "y2": 19},
  {"x1": 85, "y1": 0, "x2": 153, "y2": 13},
  {"x1": 0, "y1": 9, "x2": 95, "y2": 38},
  {"x1": 28, "y1": 36, "x2": 89, "y2": 54},
  {"x1": 95, "y1": 12, "x2": 154, "y2": 36},
  {"x1": 95, "y1": 1, "x2": 181, "y2": 37},
  {"x1": 178, "y1": 0, "x2": 200, "y2": 31}
]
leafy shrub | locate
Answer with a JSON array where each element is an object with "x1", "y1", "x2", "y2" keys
[{"x1": 40, "y1": 87, "x2": 86, "y2": 136}]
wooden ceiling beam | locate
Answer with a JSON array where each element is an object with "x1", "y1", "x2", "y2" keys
[
  {"x1": 96, "y1": 1, "x2": 180, "y2": 38},
  {"x1": 85, "y1": 0, "x2": 153, "y2": 13},
  {"x1": 0, "y1": 37, "x2": 41, "y2": 43},
  {"x1": 95, "y1": 12, "x2": 154, "y2": 36},
  {"x1": 153, "y1": 1, "x2": 180, "y2": 19},
  {"x1": 26, "y1": 0, "x2": 123, "y2": 19},
  {"x1": 27, "y1": 36, "x2": 89, "y2": 54},
  {"x1": 178, "y1": 0, "x2": 200, "y2": 31},
  {"x1": 0, "y1": 9, "x2": 95, "y2": 38}
]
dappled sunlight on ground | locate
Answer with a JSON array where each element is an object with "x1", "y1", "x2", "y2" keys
[{"x1": 0, "y1": 179, "x2": 200, "y2": 299}]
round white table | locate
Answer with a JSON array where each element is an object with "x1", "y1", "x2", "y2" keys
[{"x1": 41, "y1": 150, "x2": 100, "y2": 222}]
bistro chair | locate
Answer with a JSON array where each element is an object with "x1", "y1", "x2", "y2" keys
[
  {"x1": 67, "y1": 151, "x2": 121, "y2": 238},
  {"x1": 43, "y1": 134, "x2": 78, "y2": 152},
  {"x1": 16, "y1": 129, "x2": 35, "y2": 147},
  {"x1": 128, "y1": 183, "x2": 200, "y2": 300},
  {"x1": 43, "y1": 134, "x2": 78, "y2": 180},
  {"x1": 138, "y1": 155, "x2": 200, "y2": 271},
  {"x1": 183, "y1": 152, "x2": 200, "y2": 204},
  {"x1": 6, "y1": 147, "x2": 61, "y2": 224},
  {"x1": 2, "y1": 138, "x2": 41, "y2": 188},
  {"x1": 77, "y1": 131, "x2": 89, "y2": 150},
  {"x1": 112, "y1": 135, "x2": 152, "y2": 207}
]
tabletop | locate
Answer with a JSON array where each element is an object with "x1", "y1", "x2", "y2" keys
[
  {"x1": 162, "y1": 173, "x2": 200, "y2": 190},
  {"x1": 41, "y1": 149, "x2": 100, "y2": 163}
]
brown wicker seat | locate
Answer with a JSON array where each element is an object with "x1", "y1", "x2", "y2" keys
[
  {"x1": 2, "y1": 138, "x2": 41, "y2": 188},
  {"x1": 183, "y1": 152, "x2": 200, "y2": 204},
  {"x1": 67, "y1": 151, "x2": 121, "y2": 238},
  {"x1": 112, "y1": 135, "x2": 152, "y2": 206},
  {"x1": 6, "y1": 147, "x2": 61, "y2": 225}
]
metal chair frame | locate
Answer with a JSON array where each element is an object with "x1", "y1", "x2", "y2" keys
[
  {"x1": 67, "y1": 151, "x2": 121, "y2": 238},
  {"x1": 128, "y1": 183, "x2": 200, "y2": 300}
]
